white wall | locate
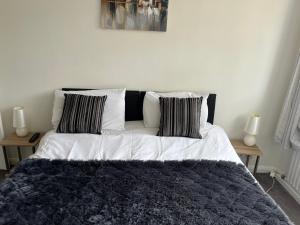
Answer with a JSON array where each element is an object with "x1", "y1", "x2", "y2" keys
[{"x1": 1, "y1": 0, "x2": 300, "y2": 173}]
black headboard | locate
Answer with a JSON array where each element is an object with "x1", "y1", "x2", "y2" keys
[{"x1": 62, "y1": 89, "x2": 217, "y2": 124}]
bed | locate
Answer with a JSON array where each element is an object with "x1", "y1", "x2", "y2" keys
[{"x1": 0, "y1": 90, "x2": 293, "y2": 225}]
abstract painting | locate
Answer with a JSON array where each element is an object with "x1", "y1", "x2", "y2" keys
[{"x1": 101, "y1": 0, "x2": 169, "y2": 32}]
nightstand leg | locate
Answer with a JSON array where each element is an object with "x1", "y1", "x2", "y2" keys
[
  {"x1": 246, "y1": 156, "x2": 250, "y2": 167},
  {"x1": 32, "y1": 146, "x2": 36, "y2": 154},
  {"x1": 17, "y1": 146, "x2": 22, "y2": 161},
  {"x1": 254, "y1": 156, "x2": 260, "y2": 175},
  {"x1": 2, "y1": 146, "x2": 10, "y2": 170}
]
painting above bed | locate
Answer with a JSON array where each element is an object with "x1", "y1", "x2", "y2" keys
[{"x1": 101, "y1": 0, "x2": 169, "y2": 32}]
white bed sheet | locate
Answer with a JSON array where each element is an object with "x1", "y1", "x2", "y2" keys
[{"x1": 32, "y1": 122, "x2": 242, "y2": 164}]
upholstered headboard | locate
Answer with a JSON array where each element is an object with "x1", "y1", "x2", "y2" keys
[{"x1": 62, "y1": 89, "x2": 217, "y2": 124}]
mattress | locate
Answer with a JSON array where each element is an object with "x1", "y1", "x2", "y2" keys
[
  {"x1": 1, "y1": 122, "x2": 293, "y2": 225},
  {"x1": 32, "y1": 122, "x2": 242, "y2": 164}
]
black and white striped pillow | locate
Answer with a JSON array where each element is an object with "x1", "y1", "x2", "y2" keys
[
  {"x1": 157, "y1": 97, "x2": 203, "y2": 138},
  {"x1": 57, "y1": 94, "x2": 107, "y2": 134}
]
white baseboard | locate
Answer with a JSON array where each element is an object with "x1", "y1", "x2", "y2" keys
[
  {"x1": 247, "y1": 165, "x2": 276, "y2": 174},
  {"x1": 275, "y1": 174, "x2": 300, "y2": 205}
]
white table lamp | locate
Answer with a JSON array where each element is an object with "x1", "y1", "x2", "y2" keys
[
  {"x1": 243, "y1": 114, "x2": 260, "y2": 146},
  {"x1": 13, "y1": 106, "x2": 28, "y2": 137}
]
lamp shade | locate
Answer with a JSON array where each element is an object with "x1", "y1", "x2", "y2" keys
[
  {"x1": 13, "y1": 106, "x2": 26, "y2": 128},
  {"x1": 244, "y1": 114, "x2": 261, "y2": 135}
]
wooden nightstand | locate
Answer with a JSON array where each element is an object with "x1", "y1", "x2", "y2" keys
[
  {"x1": 0, "y1": 132, "x2": 44, "y2": 170},
  {"x1": 230, "y1": 139, "x2": 263, "y2": 175}
]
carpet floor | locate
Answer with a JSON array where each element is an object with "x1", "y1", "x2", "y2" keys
[{"x1": 256, "y1": 173, "x2": 300, "y2": 225}]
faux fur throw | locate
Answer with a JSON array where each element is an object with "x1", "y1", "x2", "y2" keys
[{"x1": 0, "y1": 159, "x2": 292, "y2": 225}]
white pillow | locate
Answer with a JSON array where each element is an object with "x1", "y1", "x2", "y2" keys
[
  {"x1": 143, "y1": 91, "x2": 209, "y2": 128},
  {"x1": 51, "y1": 89, "x2": 126, "y2": 131},
  {"x1": 191, "y1": 92, "x2": 209, "y2": 127}
]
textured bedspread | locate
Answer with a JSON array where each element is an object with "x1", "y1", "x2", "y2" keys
[{"x1": 0, "y1": 159, "x2": 292, "y2": 225}]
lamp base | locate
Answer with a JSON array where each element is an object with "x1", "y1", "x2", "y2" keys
[
  {"x1": 16, "y1": 127, "x2": 28, "y2": 137},
  {"x1": 243, "y1": 134, "x2": 256, "y2": 146}
]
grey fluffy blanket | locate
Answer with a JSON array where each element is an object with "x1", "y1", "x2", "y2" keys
[{"x1": 0, "y1": 159, "x2": 292, "y2": 225}]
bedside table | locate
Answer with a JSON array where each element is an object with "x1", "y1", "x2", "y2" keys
[
  {"x1": 230, "y1": 139, "x2": 263, "y2": 175},
  {"x1": 0, "y1": 132, "x2": 44, "y2": 170}
]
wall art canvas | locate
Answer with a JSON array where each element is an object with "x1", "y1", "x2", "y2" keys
[{"x1": 101, "y1": 0, "x2": 169, "y2": 32}]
